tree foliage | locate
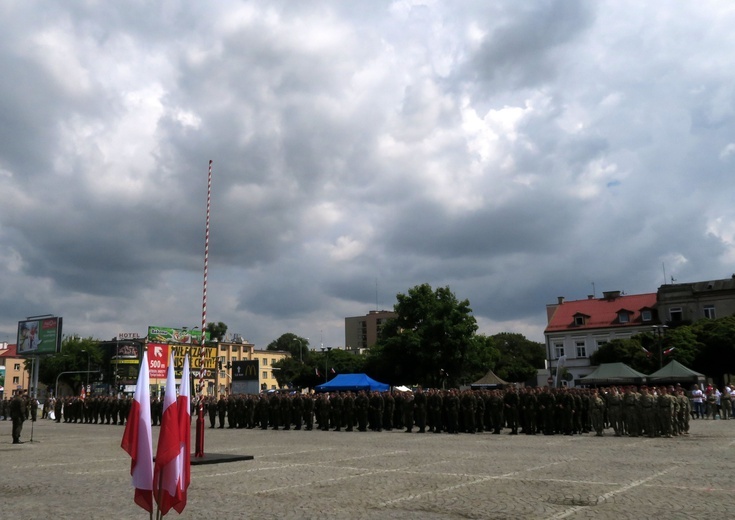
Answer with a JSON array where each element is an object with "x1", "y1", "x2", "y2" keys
[
  {"x1": 492, "y1": 332, "x2": 545, "y2": 383},
  {"x1": 206, "y1": 321, "x2": 228, "y2": 342},
  {"x1": 366, "y1": 284, "x2": 478, "y2": 387},
  {"x1": 38, "y1": 336, "x2": 103, "y2": 396},
  {"x1": 266, "y1": 333, "x2": 311, "y2": 362}
]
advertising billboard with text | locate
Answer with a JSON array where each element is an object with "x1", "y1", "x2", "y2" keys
[{"x1": 17, "y1": 317, "x2": 63, "y2": 355}]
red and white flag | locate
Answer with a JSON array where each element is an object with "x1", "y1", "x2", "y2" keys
[
  {"x1": 173, "y1": 355, "x2": 191, "y2": 514},
  {"x1": 153, "y1": 352, "x2": 181, "y2": 515},
  {"x1": 663, "y1": 347, "x2": 676, "y2": 356},
  {"x1": 121, "y1": 350, "x2": 154, "y2": 513}
]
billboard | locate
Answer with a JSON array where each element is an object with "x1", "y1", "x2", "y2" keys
[
  {"x1": 17, "y1": 317, "x2": 63, "y2": 355},
  {"x1": 146, "y1": 342, "x2": 217, "y2": 379},
  {"x1": 147, "y1": 326, "x2": 209, "y2": 345},
  {"x1": 231, "y1": 360, "x2": 260, "y2": 395},
  {"x1": 232, "y1": 360, "x2": 259, "y2": 381},
  {"x1": 147, "y1": 343, "x2": 170, "y2": 379}
]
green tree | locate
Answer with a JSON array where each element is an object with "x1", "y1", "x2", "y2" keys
[
  {"x1": 267, "y1": 333, "x2": 311, "y2": 362},
  {"x1": 590, "y1": 337, "x2": 652, "y2": 373},
  {"x1": 39, "y1": 336, "x2": 103, "y2": 396},
  {"x1": 366, "y1": 284, "x2": 478, "y2": 387},
  {"x1": 690, "y1": 316, "x2": 735, "y2": 384},
  {"x1": 492, "y1": 333, "x2": 545, "y2": 383},
  {"x1": 206, "y1": 322, "x2": 228, "y2": 342},
  {"x1": 462, "y1": 334, "x2": 501, "y2": 385}
]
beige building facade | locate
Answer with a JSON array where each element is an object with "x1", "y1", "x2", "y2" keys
[
  {"x1": 0, "y1": 343, "x2": 27, "y2": 398},
  {"x1": 215, "y1": 340, "x2": 290, "y2": 395},
  {"x1": 344, "y1": 310, "x2": 396, "y2": 352}
]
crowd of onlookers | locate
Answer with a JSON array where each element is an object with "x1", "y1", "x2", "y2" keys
[{"x1": 2, "y1": 382, "x2": 732, "y2": 439}]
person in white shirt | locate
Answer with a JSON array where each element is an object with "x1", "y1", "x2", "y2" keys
[{"x1": 691, "y1": 384, "x2": 704, "y2": 419}]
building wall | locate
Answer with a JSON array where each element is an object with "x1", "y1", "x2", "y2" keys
[
  {"x1": 657, "y1": 277, "x2": 735, "y2": 324},
  {"x1": 0, "y1": 343, "x2": 27, "y2": 398},
  {"x1": 344, "y1": 310, "x2": 396, "y2": 351},
  {"x1": 215, "y1": 341, "x2": 290, "y2": 395}
]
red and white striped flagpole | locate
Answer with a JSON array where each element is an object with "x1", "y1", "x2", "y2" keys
[{"x1": 195, "y1": 159, "x2": 212, "y2": 458}]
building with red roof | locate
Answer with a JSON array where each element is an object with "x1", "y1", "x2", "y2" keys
[
  {"x1": 0, "y1": 343, "x2": 27, "y2": 398},
  {"x1": 544, "y1": 291, "x2": 660, "y2": 386}
]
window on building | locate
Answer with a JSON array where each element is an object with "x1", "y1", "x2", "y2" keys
[
  {"x1": 669, "y1": 307, "x2": 683, "y2": 322},
  {"x1": 574, "y1": 315, "x2": 585, "y2": 326},
  {"x1": 262, "y1": 371, "x2": 268, "y2": 380},
  {"x1": 219, "y1": 370, "x2": 225, "y2": 379},
  {"x1": 262, "y1": 358, "x2": 268, "y2": 366},
  {"x1": 232, "y1": 346, "x2": 239, "y2": 352},
  {"x1": 271, "y1": 359, "x2": 277, "y2": 366},
  {"x1": 13, "y1": 377, "x2": 19, "y2": 384},
  {"x1": 704, "y1": 305, "x2": 716, "y2": 319},
  {"x1": 641, "y1": 310, "x2": 652, "y2": 322},
  {"x1": 220, "y1": 345, "x2": 226, "y2": 351},
  {"x1": 576, "y1": 341, "x2": 587, "y2": 358},
  {"x1": 618, "y1": 312, "x2": 629, "y2": 324},
  {"x1": 14, "y1": 363, "x2": 20, "y2": 371},
  {"x1": 554, "y1": 343, "x2": 565, "y2": 358},
  {"x1": 596, "y1": 339, "x2": 608, "y2": 349}
]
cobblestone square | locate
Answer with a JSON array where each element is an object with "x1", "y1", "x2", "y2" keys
[{"x1": 1, "y1": 418, "x2": 732, "y2": 519}]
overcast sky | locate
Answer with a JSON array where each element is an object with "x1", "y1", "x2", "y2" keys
[{"x1": 2, "y1": 1, "x2": 734, "y2": 349}]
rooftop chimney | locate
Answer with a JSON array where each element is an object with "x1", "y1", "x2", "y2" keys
[{"x1": 557, "y1": 296, "x2": 565, "y2": 305}]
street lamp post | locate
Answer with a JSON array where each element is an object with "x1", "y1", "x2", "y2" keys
[
  {"x1": 81, "y1": 349, "x2": 91, "y2": 394},
  {"x1": 652, "y1": 324, "x2": 668, "y2": 369},
  {"x1": 320, "y1": 346, "x2": 331, "y2": 383}
]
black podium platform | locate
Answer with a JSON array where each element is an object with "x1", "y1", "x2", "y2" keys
[{"x1": 191, "y1": 453, "x2": 254, "y2": 466}]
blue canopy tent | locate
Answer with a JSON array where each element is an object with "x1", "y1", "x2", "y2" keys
[{"x1": 314, "y1": 373, "x2": 389, "y2": 392}]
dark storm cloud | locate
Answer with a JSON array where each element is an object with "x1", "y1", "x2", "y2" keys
[{"x1": 1, "y1": 1, "x2": 734, "y2": 348}]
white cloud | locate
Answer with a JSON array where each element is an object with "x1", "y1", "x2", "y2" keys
[{"x1": 1, "y1": 1, "x2": 735, "y2": 349}]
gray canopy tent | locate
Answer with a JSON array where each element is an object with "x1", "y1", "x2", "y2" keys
[
  {"x1": 647, "y1": 360, "x2": 705, "y2": 387},
  {"x1": 579, "y1": 362, "x2": 648, "y2": 386}
]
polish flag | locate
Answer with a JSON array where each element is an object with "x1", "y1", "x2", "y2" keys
[
  {"x1": 315, "y1": 368, "x2": 320, "y2": 377},
  {"x1": 153, "y1": 352, "x2": 181, "y2": 515},
  {"x1": 172, "y1": 355, "x2": 191, "y2": 513},
  {"x1": 663, "y1": 347, "x2": 676, "y2": 356},
  {"x1": 121, "y1": 351, "x2": 154, "y2": 513}
]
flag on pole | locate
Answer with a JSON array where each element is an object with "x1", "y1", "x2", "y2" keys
[
  {"x1": 330, "y1": 367, "x2": 336, "y2": 374},
  {"x1": 121, "y1": 350, "x2": 154, "y2": 513},
  {"x1": 153, "y1": 352, "x2": 182, "y2": 515},
  {"x1": 80, "y1": 386, "x2": 86, "y2": 400},
  {"x1": 642, "y1": 347, "x2": 653, "y2": 358},
  {"x1": 663, "y1": 347, "x2": 676, "y2": 356},
  {"x1": 173, "y1": 355, "x2": 191, "y2": 514},
  {"x1": 315, "y1": 368, "x2": 320, "y2": 377}
]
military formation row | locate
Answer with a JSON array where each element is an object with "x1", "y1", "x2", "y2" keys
[{"x1": 195, "y1": 386, "x2": 700, "y2": 438}]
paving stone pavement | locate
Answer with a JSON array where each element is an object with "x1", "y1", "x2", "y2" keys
[{"x1": 1, "y1": 417, "x2": 733, "y2": 520}]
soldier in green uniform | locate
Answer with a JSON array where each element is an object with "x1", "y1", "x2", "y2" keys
[
  {"x1": 402, "y1": 391, "x2": 415, "y2": 432},
  {"x1": 460, "y1": 390, "x2": 476, "y2": 433},
  {"x1": 606, "y1": 387, "x2": 623, "y2": 436},
  {"x1": 444, "y1": 389, "x2": 459, "y2": 434},
  {"x1": 589, "y1": 388, "x2": 605, "y2": 436},
  {"x1": 302, "y1": 393, "x2": 314, "y2": 430},
  {"x1": 413, "y1": 387, "x2": 427, "y2": 433},
  {"x1": 369, "y1": 391, "x2": 384, "y2": 432},
  {"x1": 329, "y1": 392, "x2": 343, "y2": 431},
  {"x1": 639, "y1": 386, "x2": 656, "y2": 437},
  {"x1": 354, "y1": 390, "x2": 368, "y2": 431},
  {"x1": 10, "y1": 391, "x2": 27, "y2": 444},
  {"x1": 428, "y1": 388, "x2": 444, "y2": 433},
  {"x1": 291, "y1": 393, "x2": 303, "y2": 430},
  {"x1": 342, "y1": 391, "x2": 354, "y2": 431},
  {"x1": 280, "y1": 394, "x2": 292, "y2": 430},
  {"x1": 382, "y1": 391, "x2": 394, "y2": 431},
  {"x1": 503, "y1": 386, "x2": 520, "y2": 435}
]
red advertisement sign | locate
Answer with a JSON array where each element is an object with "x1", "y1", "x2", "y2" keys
[{"x1": 147, "y1": 343, "x2": 169, "y2": 379}]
